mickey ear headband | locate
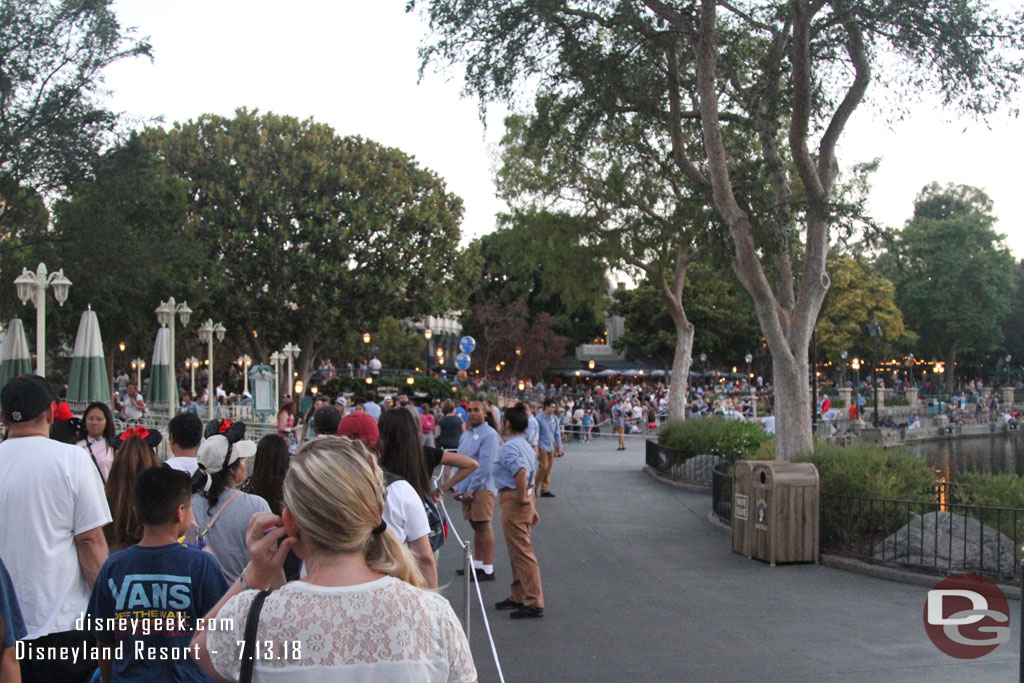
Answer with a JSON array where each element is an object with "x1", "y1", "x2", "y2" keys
[{"x1": 117, "y1": 425, "x2": 163, "y2": 449}]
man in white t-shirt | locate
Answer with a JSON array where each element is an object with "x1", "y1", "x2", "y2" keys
[
  {"x1": 164, "y1": 412, "x2": 204, "y2": 475},
  {"x1": 0, "y1": 375, "x2": 111, "y2": 683},
  {"x1": 368, "y1": 355, "x2": 382, "y2": 377}
]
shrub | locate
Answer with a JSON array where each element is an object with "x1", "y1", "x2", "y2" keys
[
  {"x1": 795, "y1": 443, "x2": 937, "y2": 550},
  {"x1": 795, "y1": 443, "x2": 936, "y2": 500},
  {"x1": 658, "y1": 418, "x2": 771, "y2": 464},
  {"x1": 954, "y1": 473, "x2": 1024, "y2": 542}
]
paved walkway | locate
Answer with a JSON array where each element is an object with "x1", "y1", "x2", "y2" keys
[{"x1": 436, "y1": 435, "x2": 1019, "y2": 682}]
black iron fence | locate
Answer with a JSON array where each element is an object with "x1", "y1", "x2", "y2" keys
[
  {"x1": 644, "y1": 440, "x2": 720, "y2": 486},
  {"x1": 711, "y1": 461, "x2": 732, "y2": 524},
  {"x1": 820, "y1": 492, "x2": 1023, "y2": 582}
]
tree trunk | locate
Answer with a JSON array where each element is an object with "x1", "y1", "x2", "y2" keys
[
  {"x1": 648, "y1": 248, "x2": 693, "y2": 421},
  {"x1": 667, "y1": 316, "x2": 693, "y2": 420},
  {"x1": 771, "y1": 348, "x2": 813, "y2": 459}
]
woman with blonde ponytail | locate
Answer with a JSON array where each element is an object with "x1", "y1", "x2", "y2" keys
[{"x1": 192, "y1": 436, "x2": 476, "y2": 682}]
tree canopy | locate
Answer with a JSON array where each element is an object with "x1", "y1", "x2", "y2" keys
[
  {"x1": 890, "y1": 183, "x2": 1015, "y2": 390},
  {"x1": 142, "y1": 108, "x2": 466, "y2": 383},
  {"x1": 411, "y1": 0, "x2": 1024, "y2": 457},
  {"x1": 0, "y1": 0, "x2": 150, "y2": 196},
  {"x1": 465, "y1": 209, "x2": 609, "y2": 347}
]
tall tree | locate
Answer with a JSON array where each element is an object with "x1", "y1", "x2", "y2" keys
[
  {"x1": 411, "y1": 0, "x2": 1024, "y2": 458},
  {"x1": 0, "y1": 0, "x2": 150, "y2": 196},
  {"x1": 611, "y1": 262, "x2": 761, "y2": 369},
  {"x1": 816, "y1": 253, "x2": 909, "y2": 365},
  {"x1": 497, "y1": 109, "x2": 724, "y2": 419},
  {"x1": 891, "y1": 183, "x2": 1014, "y2": 392},
  {"x1": 143, "y1": 109, "x2": 466, "y2": 390},
  {"x1": 467, "y1": 209, "x2": 609, "y2": 347},
  {"x1": 50, "y1": 136, "x2": 202, "y2": 363}
]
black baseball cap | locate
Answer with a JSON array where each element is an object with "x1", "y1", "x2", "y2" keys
[{"x1": 1, "y1": 375, "x2": 55, "y2": 424}]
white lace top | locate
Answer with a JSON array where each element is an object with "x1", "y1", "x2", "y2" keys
[{"x1": 207, "y1": 576, "x2": 476, "y2": 682}]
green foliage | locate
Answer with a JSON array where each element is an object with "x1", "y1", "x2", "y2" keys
[
  {"x1": 463, "y1": 298, "x2": 568, "y2": 379},
  {"x1": 956, "y1": 473, "x2": 1024, "y2": 510},
  {"x1": 890, "y1": 183, "x2": 1015, "y2": 388},
  {"x1": 817, "y1": 254, "x2": 912, "y2": 363},
  {"x1": 50, "y1": 136, "x2": 202, "y2": 358},
  {"x1": 142, "y1": 108, "x2": 465, "y2": 380},
  {"x1": 658, "y1": 418, "x2": 771, "y2": 464},
  {"x1": 795, "y1": 443, "x2": 937, "y2": 550},
  {"x1": 369, "y1": 318, "x2": 426, "y2": 371},
  {"x1": 466, "y1": 210, "x2": 609, "y2": 346},
  {"x1": 795, "y1": 444, "x2": 936, "y2": 500},
  {"x1": 0, "y1": 0, "x2": 150, "y2": 195},
  {"x1": 612, "y1": 265, "x2": 760, "y2": 367}
]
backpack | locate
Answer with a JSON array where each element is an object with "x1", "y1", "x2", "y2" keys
[
  {"x1": 383, "y1": 471, "x2": 446, "y2": 552},
  {"x1": 421, "y1": 412, "x2": 436, "y2": 433}
]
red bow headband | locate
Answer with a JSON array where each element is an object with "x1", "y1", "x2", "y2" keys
[
  {"x1": 218, "y1": 419, "x2": 233, "y2": 434},
  {"x1": 120, "y1": 425, "x2": 150, "y2": 442}
]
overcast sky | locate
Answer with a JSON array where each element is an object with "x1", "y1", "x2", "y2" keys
[{"x1": 104, "y1": 1, "x2": 1024, "y2": 257}]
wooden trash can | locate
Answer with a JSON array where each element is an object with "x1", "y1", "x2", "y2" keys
[
  {"x1": 748, "y1": 462, "x2": 819, "y2": 565},
  {"x1": 731, "y1": 460, "x2": 756, "y2": 557}
]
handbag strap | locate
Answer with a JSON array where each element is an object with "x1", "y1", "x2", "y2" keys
[
  {"x1": 238, "y1": 589, "x2": 271, "y2": 683},
  {"x1": 202, "y1": 490, "x2": 243, "y2": 536}
]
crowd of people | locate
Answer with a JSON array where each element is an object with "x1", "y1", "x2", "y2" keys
[{"x1": 1, "y1": 372, "x2": 634, "y2": 681}]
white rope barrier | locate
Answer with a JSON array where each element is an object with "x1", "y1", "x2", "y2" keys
[{"x1": 436, "y1": 490, "x2": 506, "y2": 683}]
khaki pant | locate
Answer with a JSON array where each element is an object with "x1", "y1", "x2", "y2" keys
[
  {"x1": 499, "y1": 490, "x2": 544, "y2": 608},
  {"x1": 536, "y1": 448, "x2": 554, "y2": 493}
]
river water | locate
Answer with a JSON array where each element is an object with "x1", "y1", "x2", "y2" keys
[{"x1": 902, "y1": 433, "x2": 1024, "y2": 479}]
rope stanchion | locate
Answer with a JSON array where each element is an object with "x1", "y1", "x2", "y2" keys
[{"x1": 436, "y1": 492, "x2": 506, "y2": 683}]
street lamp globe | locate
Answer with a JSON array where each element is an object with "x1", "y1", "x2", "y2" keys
[
  {"x1": 744, "y1": 353, "x2": 752, "y2": 365},
  {"x1": 424, "y1": 328, "x2": 432, "y2": 340},
  {"x1": 50, "y1": 270, "x2": 72, "y2": 305},
  {"x1": 13, "y1": 270, "x2": 34, "y2": 304}
]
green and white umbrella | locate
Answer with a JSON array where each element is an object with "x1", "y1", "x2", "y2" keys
[
  {"x1": 145, "y1": 326, "x2": 178, "y2": 409},
  {"x1": 0, "y1": 318, "x2": 32, "y2": 386},
  {"x1": 67, "y1": 305, "x2": 111, "y2": 408}
]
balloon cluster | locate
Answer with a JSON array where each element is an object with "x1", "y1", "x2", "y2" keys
[{"x1": 455, "y1": 336, "x2": 475, "y2": 375}]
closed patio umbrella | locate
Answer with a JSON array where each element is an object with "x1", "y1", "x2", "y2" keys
[
  {"x1": 0, "y1": 318, "x2": 32, "y2": 386},
  {"x1": 67, "y1": 305, "x2": 111, "y2": 409}
]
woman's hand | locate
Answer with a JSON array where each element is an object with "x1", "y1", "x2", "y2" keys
[{"x1": 245, "y1": 512, "x2": 296, "y2": 589}]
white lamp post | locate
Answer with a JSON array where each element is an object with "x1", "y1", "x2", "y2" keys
[
  {"x1": 282, "y1": 343, "x2": 300, "y2": 399},
  {"x1": 155, "y1": 298, "x2": 192, "y2": 414},
  {"x1": 14, "y1": 263, "x2": 71, "y2": 377},
  {"x1": 236, "y1": 354, "x2": 253, "y2": 396},
  {"x1": 130, "y1": 358, "x2": 146, "y2": 389},
  {"x1": 270, "y1": 351, "x2": 285, "y2": 415},
  {"x1": 185, "y1": 356, "x2": 200, "y2": 395},
  {"x1": 198, "y1": 319, "x2": 226, "y2": 420}
]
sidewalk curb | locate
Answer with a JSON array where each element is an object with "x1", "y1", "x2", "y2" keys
[{"x1": 820, "y1": 555, "x2": 1022, "y2": 599}]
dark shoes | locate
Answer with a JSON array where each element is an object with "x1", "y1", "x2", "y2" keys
[
  {"x1": 495, "y1": 598, "x2": 524, "y2": 610},
  {"x1": 540, "y1": 491, "x2": 555, "y2": 498},
  {"x1": 455, "y1": 568, "x2": 495, "y2": 581},
  {"x1": 510, "y1": 605, "x2": 544, "y2": 619}
]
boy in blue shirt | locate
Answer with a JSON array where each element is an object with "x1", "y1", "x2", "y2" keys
[{"x1": 87, "y1": 466, "x2": 228, "y2": 682}]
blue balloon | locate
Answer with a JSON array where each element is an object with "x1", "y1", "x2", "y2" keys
[
  {"x1": 459, "y1": 336, "x2": 476, "y2": 354},
  {"x1": 455, "y1": 353, "x2": 471, "y2": 371}
]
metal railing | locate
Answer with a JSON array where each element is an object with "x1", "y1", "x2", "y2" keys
[
  {"x1": 711, "y1": 461, "x2": 732, "y2": 524},
  {"x1": 644, "y1": 439, "x2": 720, "y2": 486},
  {"x1": 820, "y1": 492, "x2": 1023, "y2": 582}
]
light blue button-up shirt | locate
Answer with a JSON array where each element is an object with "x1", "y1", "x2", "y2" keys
[
  {"x1": 524, "y1": 414, "x2": 539, "y2": 447},
  {"x1": 454, "y1": 423, "x2": 499, "y2": 495},
  {"x1": 492, "y1": 435, "x2": 536, "y2": 491},
  {"x1": 537, "y1": 412, "x2": 562, "y2": 451}
]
